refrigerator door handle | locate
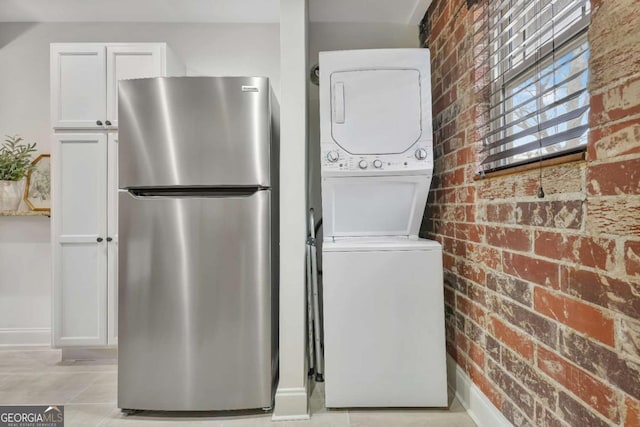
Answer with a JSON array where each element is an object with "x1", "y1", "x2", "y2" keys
[{"x1": 126, "y1": 187, "x2": 267, "y2": 198}]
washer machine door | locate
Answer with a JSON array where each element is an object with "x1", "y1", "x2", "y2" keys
[{"x1": 330, "y1": 69, "x2": 423, "y2": 155}]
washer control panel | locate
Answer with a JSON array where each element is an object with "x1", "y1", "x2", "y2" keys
[{"x1": 321, "y1": 143, "x2": 433, "y2": 173}]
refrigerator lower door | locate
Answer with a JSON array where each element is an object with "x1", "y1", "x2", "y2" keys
[{"x1": 118, "y1": 189, "x2": 273, "y2": 411}]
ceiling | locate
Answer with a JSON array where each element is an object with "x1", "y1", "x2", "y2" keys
[{"x1": 0, "y1": 0, "x2": 431, "y2": 25}]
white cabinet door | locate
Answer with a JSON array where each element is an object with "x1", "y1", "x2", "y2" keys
[
  {"x1": 52, "y1": 133, "x2": 108, "y2": 347},
  {"x1": 106, "y1": 44, "x2": 165, "y2": 128},
  {"x1": 107, "y1": 132, "x2": 119, "y2": 346},
  {"x1": 51, "y1": 44, "x2": 106, "y2": 129}
]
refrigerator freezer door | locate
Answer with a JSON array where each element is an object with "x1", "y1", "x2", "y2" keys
[
  {"x1": 118, "y1": 76, "x2": 271, "y2": 188},
  {"x1": 118, "y1": 189, "x2": 273, "y2": 411}
]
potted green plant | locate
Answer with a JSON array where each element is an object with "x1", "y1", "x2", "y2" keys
[{"x1": 0, "y1": 135, "x2": 37, "y2": 211}]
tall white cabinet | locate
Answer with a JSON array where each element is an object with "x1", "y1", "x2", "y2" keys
[{"x1": 51, "y1": 43, "x2": 182, "y2": 348}]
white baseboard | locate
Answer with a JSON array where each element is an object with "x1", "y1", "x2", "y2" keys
[
  {"x1": 272, "y1": 385, "x2": 310, "y2": 421},
  {"x1": 447, "y1": 356, "x2": 512, "y2": 427},
  {"x1": 61, "y1": 347, "x2": 117, "y2": 361},
  {"x1": 0, "y1": 328, "x2": 50, "y2": 347}
]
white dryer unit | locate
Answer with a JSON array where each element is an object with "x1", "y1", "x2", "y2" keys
[{"x1": 319, "y1": 49, "x2": 433, "y2": 167}]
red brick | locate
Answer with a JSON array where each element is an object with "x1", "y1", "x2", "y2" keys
[
  {"x1": 587, "y1": 158, "x2": 640, "y2": 196},
  {"x1": 558, "y1": 391, "x2": 611, "y2": 427},
  {"x1": 626, "y1": 396, "x2": 640, "y2": 427},
  {"x1": 502, "y1": 349, "x2": 557, "y2": 410},
  {"x1": 486, "y1": 226, "x2": 531, "y2": 252},
  {"x1": 468, "y1": 339, "x2": 485, "y2": 369},
  {"x1": 444, "y1": 286, "x2": 455, "y2": 308},
  {"x1": 441, "y1": 167, "x2": 465, "y2": 188},
  {"x1": 485, "y1": 203, "x2": 515, "y2": 223},
  {"x1": 459, "y1": 260, "x2": 486, "y2": 285},
  {"x1": 487, "y1": 359, "x2": 535, "y2": 418},
  {"x1": 429, "y1": 3, "x2": 450, "y2": 40},
  {"x1": 589, "y1": 76, "x2": 640, "y2": 125},
  {"x1": 538, "y1": 346, "x2": 620, "y2": 423},
  {"x1": 456, "y1": 146, "x2": 477, "y2": 165},
  {"x1": 502, "y1": 398, "x2": 533, "y2": 427},
  {"x1": 561, "y1": 267, "x2": 640, "y2": 319},
  {"x1": 618, "y1": 317, "x2": 640, "y2": 361},
  {"x1": 453, "y1": 185, "x2": 476, "y2": 204},
  {"x1": 488, "y1": 316, "x2": 534, "y2": 360},
  {"x1": 466, "y1": 242, "x2": 501, "y2": 271},
  {"x1": 467, "y1": 282, "x2": 487, "y2": 307},
  {"x1": 486, "y1": 271, "x2": 532, "y2": 307},
  {"x1": 534, "y1": 287, "x2": 615, "y2": 346},
  {"x1": 516, "y1": 200, "x2": 583, "y2": 230},
  {"x1": 443, "y1": 252, "x2": 455, "y2": 271},
  {"x1": 626, "y1": 240, "x2": 640, "y2": 277},
  {"x1": 455, "y1": 223, "x2": 484, "y2": 243},
  {"x1": 465, "y1": 204, "x2": 476, "y2": 223},
  {"x1": 478, "y1": 177, "x2": 516, "y2": 199},
  {"x1": 496, "y1": 298, "x2": 558, "y2": 348},
  {"x1": 437, "y1": 219, "x2": 455, "y2": 238},
  {"x1": 455, "y1": 329, "x2": 470, "y2": 354},
  {"x1": 560, "y1": 328, "x2": 640, "y2": 399},
  {"x1": 534, "y1": 231, "x2": 616, "y2": 271},
  {"x1": 537, "y1": 405, "x2": 571, "y2": 427},
  {"x1": 503, "y1": 252, "x2": 559, "y2": 289},
  {"x1": 588, "y1": 117, "x2": 640, "y2": 160},
  {"x1": 456, "y1": 294, "x2": 486, "y2": 327}
]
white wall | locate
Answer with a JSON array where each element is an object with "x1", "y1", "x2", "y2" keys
[
  {"x1": 306, "y1": 22, "x2": 419, "y2": 249},
  {"x1": 307, "y1": 23, "x2": 419, "y2": 220},
  {"x1": 0, "y1": 22, "x2": 280, "y2": 346}
]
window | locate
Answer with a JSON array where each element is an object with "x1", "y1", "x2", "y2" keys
[{"x1": 480, "y1": 0, "x2": 591, "y2": 173}]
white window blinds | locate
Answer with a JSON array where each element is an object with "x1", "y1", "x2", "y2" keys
[{"x1": 480, "y1": 0, "x2": 591, "y2": 172}]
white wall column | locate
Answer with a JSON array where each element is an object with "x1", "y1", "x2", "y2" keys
[{"x1": 273, "y1": 0, "x2": 309, "y2": 421}]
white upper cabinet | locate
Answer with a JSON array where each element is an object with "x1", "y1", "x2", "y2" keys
[
  {"x1": 106, "y1": 44, "x2": 164, "y2": 128},
  {"x1": 51, "y1": 43, "x2": 178, "y2": 130},
  {"x1": 50, "y1": 44, "x2": 106, "y2": 129}
]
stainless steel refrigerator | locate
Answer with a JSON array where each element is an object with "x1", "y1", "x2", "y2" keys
[{"x1": 117, "y1": 76, "x2": 279, "y2": 412}]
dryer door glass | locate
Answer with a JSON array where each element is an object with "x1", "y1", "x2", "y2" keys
[{"x1": 330, "y1": 69, "x2": 422, "y2": 155}]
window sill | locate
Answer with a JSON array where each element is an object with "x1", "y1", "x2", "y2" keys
[{"x1": 474, "y1": 151, "x2": 586, "y2": 181}]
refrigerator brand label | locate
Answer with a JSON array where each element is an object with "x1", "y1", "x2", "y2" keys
[{"x1": 241, "y1": 86, "x2": 259, "y2": 92}]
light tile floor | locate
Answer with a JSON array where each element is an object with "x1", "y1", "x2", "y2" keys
[{"x1": 0, "y1": 348, "x2": 476, "y2": 426}]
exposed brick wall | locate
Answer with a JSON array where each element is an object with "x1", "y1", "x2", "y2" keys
[{"x1": 420, "y1": 0, "x2": 640, "y2": 425}]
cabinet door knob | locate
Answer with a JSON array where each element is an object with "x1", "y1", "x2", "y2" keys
[
  {"x1": 96, "y1": 237, "x2": 104, "y2": 242},
  {"x1": 96, "y1": 120, "x2": 103, "y2": 126},
  {"x1": 106, "y1": 237, "x2": 113, "y2": 242},
  {"x1": 105, "y1": 120, "x2": 112, "y2": 126}
]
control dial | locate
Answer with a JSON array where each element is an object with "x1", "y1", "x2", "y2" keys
[
  {"x1": 326, "y1": 151, "x2": 339, "y2": 162},
  {"x1": 373, "y1": 159, "x2": 383, "y2": 169},
  {"x1": 358, "y1": 160, "x2": 368, "y2": 169},
  {"x1": 415, "y1": 148, "x2": 428, "y2": 160}
]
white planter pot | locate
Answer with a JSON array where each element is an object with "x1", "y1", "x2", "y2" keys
[{"x1": 0, "y1": 180, "x2": 24, "y2": 211}]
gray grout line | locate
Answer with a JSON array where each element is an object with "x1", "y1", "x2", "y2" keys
[{"x1": 64, "y1": 372, "x2": 107, "y2": 405}]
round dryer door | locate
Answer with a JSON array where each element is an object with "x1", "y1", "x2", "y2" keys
[{"x1": 330, "y1": 69, "x2": 423, "y2": 155}]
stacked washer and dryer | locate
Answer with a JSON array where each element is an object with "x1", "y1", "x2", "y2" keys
[{"x1": 318, "y1": 49, "x2": 447, "y2": 407}]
